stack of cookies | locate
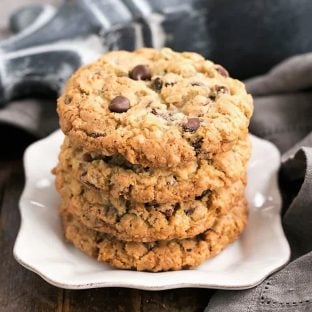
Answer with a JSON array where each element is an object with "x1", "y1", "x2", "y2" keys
[{"x1": 53, "y1": 48, "x2": 253, "y2": 272}]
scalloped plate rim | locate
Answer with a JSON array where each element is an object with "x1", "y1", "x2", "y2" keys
[{"x1": 13, "y1": 130, "x2": 290, "y2": 290}]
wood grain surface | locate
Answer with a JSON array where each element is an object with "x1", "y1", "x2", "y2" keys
[{"x1": 0, "y1": 1, "x2": 213, "y2": 311}]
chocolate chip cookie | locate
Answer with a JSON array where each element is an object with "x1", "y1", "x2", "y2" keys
[
  {"x1": 55, "y1": 166, "x2": 246, "y2": 242},
  {"x1": 57, "y1": 48, "x2": 253, "y2": 168},
  {"x1": 60, "y1": 197, "x2": 248, "y2": 272},
  {"x1": 54, "y1": 136, "x2": 250, "y2": 204}
]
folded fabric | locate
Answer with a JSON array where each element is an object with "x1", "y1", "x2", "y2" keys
[
  {"x1": 206, "y1": 54, "x2": 312, "y2": 312},
  {"x1": 0, "y1": 98, "x2": 58, "y2": 138}
]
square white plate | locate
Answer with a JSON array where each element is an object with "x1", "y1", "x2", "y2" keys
[{"x1": 14, "y1": 130, "x2": 290, "y2": 290}]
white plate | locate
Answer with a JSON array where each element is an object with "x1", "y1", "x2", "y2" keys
[{"x1": 14, "y1": 130, "x2": 290, "y2": 290}]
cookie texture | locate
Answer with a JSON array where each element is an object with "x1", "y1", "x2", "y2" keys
[
  {"x1": 54, "y1": 136, "x2": 250, "y2": 204},
  {"x1": 57, "y1": 48, "x2": 253, "y2": 168},
  {"x1": 60, "y1": 197, "x2": 248, "y2": 272},
  {"x1": 54, "y1": 47, "x2": 253, "y2": 272},
  {"x1": 55, "y1": 166, "x2": 246, "y2": 242}
]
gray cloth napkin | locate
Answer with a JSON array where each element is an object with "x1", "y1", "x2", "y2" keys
[
  {"x1": 0, "y1": 98, "x2": 58, "y2": 138},
  {"x1": 206, "y1": 54, "x2": 312, "y2": 311},
  {"x1": 1, "y1": 53, "x2": 312, "y2": 311}
]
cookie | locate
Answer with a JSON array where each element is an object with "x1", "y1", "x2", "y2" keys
[
  {"x1": 54, "y1": 136, "x2": 250, "y2": 204},
  {"x1": 60, "y1": 197, "x2": 248, "y2": 272},
  {"x1": 57, "y1": 48, "x2": 253, "y2": 168},
  {"x1": 55, "y1": 166, "x2": 246, "y2": 241}
]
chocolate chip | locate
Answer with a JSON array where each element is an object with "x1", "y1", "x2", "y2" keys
[
  {"x1": 182, "y1": 265, "x2": 191, "y2": 269},
  {"x1": 174, "y1": 203, "x2": 180, "y2": 210},
  {"x1": 183, "y1": 118, "x2": 200, "y2": 132},
  {"x1": 197, "y1": 233, "x2": 206, "y2": 240},
  {"x1": 95, "y1": 237, "x2": 104, "y2": 244},
  {"x1": 151, "y1": 108, "x2": 158, "y2": 115},
  {"x1": 195, "y1": 189, "x2": 211, "y2": 200},
  {"x1": 152, "y1": 77, "x2": 163, "y2": 91},
  {"x1": 209, "y1": 94, "x2": 216, "y2": 101},
  {"x1": 164, "y1": 209, "x2": 173, "y2": 217},
  {"x1": 102, "y1": 155, "x2": 113, "y2": 163},
  {"x1": 192, "y1": 137, "x2": 203, "y2": 155},
  {"x1": 185, "y1": 208, "x2": 195, "y2": 216},
  {"x1": 129, "y1": 65, "x2": 151, "y2": 80},
  {"x1": 144, "y1": 201, "x2": 160, "y2": 208},
  {"x1": 109, "y1": 96, "x2": 130, "y2": 113},
  {"x1": 82, "y1": 153, "x2": 92, "y2": 162},
  {"x1": 215, "y1": 65, "x2": 229, "y2": 77}
]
